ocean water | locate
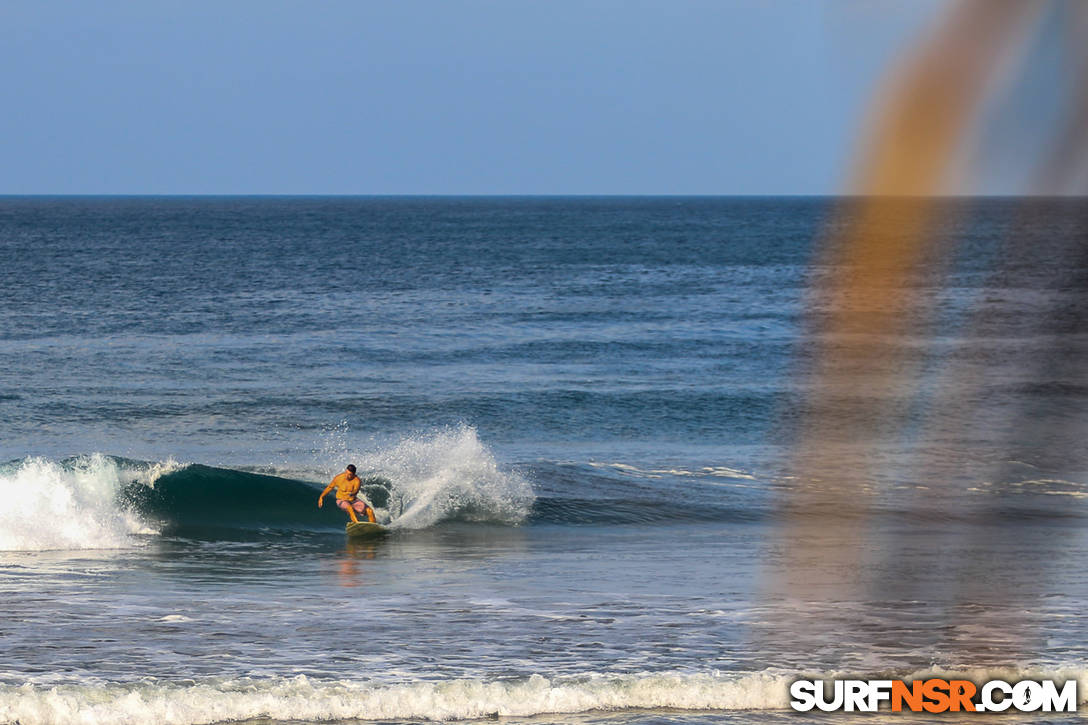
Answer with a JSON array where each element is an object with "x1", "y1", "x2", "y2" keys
[{"x1": 1, "y1": 196, "x2": 1087, "y2": 724}]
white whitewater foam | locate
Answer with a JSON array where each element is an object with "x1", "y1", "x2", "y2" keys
[
  {"x1": 3, "y1": 666, "x2": 1086, "y2": 724},
  {"x1": 355, "y1": 425, "x2": 534, "y2": 528},
  {"x1": 0, "y1": 671, "x2": 793, "y2": 725},
  {"x1": 0, "y1": 454, "x2": 173, "y2": 551},
  {"x1": 11, "y1": 666, "x2": 1086, "y2": 725}
]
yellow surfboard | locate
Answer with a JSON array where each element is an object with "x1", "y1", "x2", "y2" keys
[{"x1": 346, "y1": 521, "x2": 386, "y2": 538}]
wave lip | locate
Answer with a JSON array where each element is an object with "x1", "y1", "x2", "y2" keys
[{"x1": 0, "y1": 454, "x2": 167, "y2": 551}]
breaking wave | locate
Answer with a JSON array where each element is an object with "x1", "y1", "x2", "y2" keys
[
  {"x1": 0, "y1": 428, "x2": 533, "y2": 550},
  {"x1": 0, "y1": 671, "x2": 791, "y2": 724},
  {"x1": 3, "y1": 665, "x2": 1086, "y2": 725},
  {"x1": 0, "y1": 454, "x2": 168, "y2": 550}
]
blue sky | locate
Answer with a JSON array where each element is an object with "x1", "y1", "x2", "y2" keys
[{"x1": 1, "y1": 1, "x2": 943, "y2": 194}]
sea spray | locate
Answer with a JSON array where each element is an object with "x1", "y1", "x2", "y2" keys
[
  {"x1": 355, "y1": 426, "x2": 534, "y2": 528},
  {"x1": 0, "y1": 455, "x2": 167, "y2": 551}
]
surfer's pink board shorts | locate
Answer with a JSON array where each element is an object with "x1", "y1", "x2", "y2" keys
[{"x1": 337, "y1": 499, "x2": 368, "y2": 513}]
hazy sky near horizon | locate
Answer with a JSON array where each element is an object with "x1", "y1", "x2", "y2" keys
[{"x1": 1, "y1": 1, "x2": 945, "y2": 195}]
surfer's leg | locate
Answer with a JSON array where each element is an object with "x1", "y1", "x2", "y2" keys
[
  {"x1": 338, "y1": 499, "x2": 360, "y2": 523},
  {"x1": 352, "y1": 500, "x2": 375, "y2": 523}
]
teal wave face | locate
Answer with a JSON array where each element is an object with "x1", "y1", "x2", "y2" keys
[
  {"x1": 120, "y1": 465, "x2": 393, "y2": 532},
  {"x1": 108, "y1": 454, "x2": 766, "y2": 537},
  {"x1": 118, "y1": 461, "x2": 765, "y2": 535}
]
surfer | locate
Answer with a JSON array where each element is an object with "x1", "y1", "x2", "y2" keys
[{"x1": 318, "y1": 464, "x2": 376, "y2": 524}]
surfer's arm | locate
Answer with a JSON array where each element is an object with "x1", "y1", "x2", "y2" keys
[{"x1": 317, "y1": 482, "x2": 337, "y2": 507}]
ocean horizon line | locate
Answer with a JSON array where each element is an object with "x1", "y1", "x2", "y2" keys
[{"x1": 1, "y1": 193, "x2": 1084, "y2": 200}]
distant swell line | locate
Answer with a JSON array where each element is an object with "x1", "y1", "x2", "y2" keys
[{"x1": 531, "y1": 497, "x2": 766, "y2": 524}]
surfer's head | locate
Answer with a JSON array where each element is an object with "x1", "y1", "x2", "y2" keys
[{"x1": 346, "y1": 464, "x2": 357, "y2": 475}]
